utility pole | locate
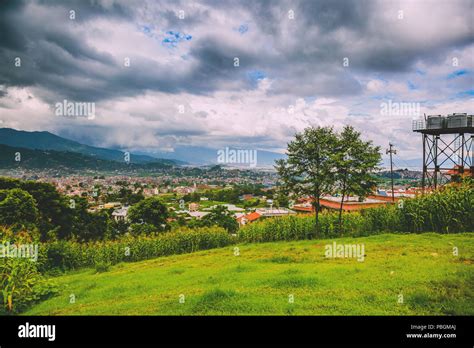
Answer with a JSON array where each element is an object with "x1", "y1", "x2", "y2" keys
[{"x1": 386, "y1": 143, "x2": 397, "y2": 202}]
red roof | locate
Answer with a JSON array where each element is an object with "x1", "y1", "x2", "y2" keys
[
  {"x1": 245, "y1": 212, "x2": 261, "y2": 222},
  {"x1": 237, "y1": 211, "x2": 262, "y2": 224}
]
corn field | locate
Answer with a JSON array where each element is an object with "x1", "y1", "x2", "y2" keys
[{"x1": 240, "y1": 181, "x2": 473, "y2": 243}]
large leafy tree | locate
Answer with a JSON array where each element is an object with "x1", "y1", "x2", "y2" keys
[
  {"x1": 128, "y1": 197, "x2": 169, "y2": 232},
  {"x1": 0, "y1": 188, "x2": 39, "y2": 227},
  {"x1": 275, "y1": 127, "x2": 338, "y2": 235},
  {"x1": 333, "y1": 126, "x2": 381, "y2": 232},
  {"x1": 197, "y1": 205, "x2": 239, "y2": 233},
  {"x1": 69, "y1": 196, "x2": 109, "y2": 241},
  {"x1": 0, "y1": 178, "x2": 73, "y2": 240}
]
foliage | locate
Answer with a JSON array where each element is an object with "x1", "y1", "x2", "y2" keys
[
  {"x1": 0, "y1": 227, "x2": 57, "y2": 314},
  {"x1": 240, "y1": 181, "x2": 473, "y2": 243},
  {"x1": 333, "y1": 126, "x2": 381, "y2": 231},
  {"x1": 0, "y1": 177, "x2": 73, "y2": 240},
  {"x1": 398, "y1": 181, "x2": 473, "y2": 233},
  {"x1": 128, "y1": 197, "x2": 169, "y2": 232},
  {"x1": 0, "y1": 188, "x2": 39, "y2": 228},
  {"x1": 69, "y1": 196, "x2": 109, "y2": 242},
  {"x1": 39, "y1": 226, "x2": 234, "y2": 272},
  {"x1": 191, "y1": 206, "x2": 239, "y2": 233},
  {"x1": 275, "y1": 127, "x2": 338, "y2": 232}
]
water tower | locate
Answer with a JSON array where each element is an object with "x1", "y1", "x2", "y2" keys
[{"x1": 412, "y1": 113, "x2": 473, "y2": 192}]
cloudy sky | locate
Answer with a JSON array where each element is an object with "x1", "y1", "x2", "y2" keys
[{"x1": 0, "y1": 0, "x2": 473, "y2": 167}]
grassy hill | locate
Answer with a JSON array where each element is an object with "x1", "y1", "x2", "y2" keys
[{"x1": 24, "y1": 233, "x2": 474, "y2": 315}]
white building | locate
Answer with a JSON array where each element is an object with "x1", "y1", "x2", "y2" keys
[{"x1": 112, "y1": 206, "x2": 130, "y2": 222}]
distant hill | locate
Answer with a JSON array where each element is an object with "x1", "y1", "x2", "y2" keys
[
  {"x1": 0, "y1": 144, "x2": 174, "y2": 170},
  {"x1": 378, "y1": 169, "x2": 423, "y2": 180},
  {"x1": 0, "y1": 128, "x2": 177, "y2": 164},
  {"x1": 140, "y1": 145, "x2": 286, "y2": 167}
]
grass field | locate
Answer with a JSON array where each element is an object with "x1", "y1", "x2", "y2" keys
[{"x1": 24, "y1": 233, "x2": 474, "y2": 315}]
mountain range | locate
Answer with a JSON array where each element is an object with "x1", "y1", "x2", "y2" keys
[
  {"x1": 0, "y1": 128, "x2": 163, "y2": 164},
  {"x1": 0, "y1": 128, "x2": 286, "y2": 169}
]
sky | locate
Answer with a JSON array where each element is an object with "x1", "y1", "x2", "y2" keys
[{"x1": 0, "y1": 0, "x2": 473, "y2": 168}]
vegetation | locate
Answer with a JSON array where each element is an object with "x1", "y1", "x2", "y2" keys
[
  {"x1": 276, "y1": 127, "x2": 337, "y2": 234},
  {"x1": 240, "y1": 180, "x2": 473, "y2": 242},
  {"x1": 189, "y1": 206, "x2": 239, "y2": 233},
  {"x1": 276, "y1": 126, "x2": 381, "y2": 234},
  {"x1": 23, "y1": 233, "x2": 474, "y2": 315},
  {"x1": 0, "y1": 227, "x2": 58, "y2": 314},
  {"x1": 0, "y1": 172, "x2": 471, "y2": 314},
  {"x1": 333, "y1": 126, "x2": 381, "y2": 231},
  {"x1": 39, "y1": 227, "x2": 233, "y2": 272},
  {"x1": 128, "y1": 197, "x2": 169, "y2": 234}
]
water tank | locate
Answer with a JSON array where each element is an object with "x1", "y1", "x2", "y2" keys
[
  {"x1": 447, "y1": 113, "x2": 469, "y2": 128},
  {"x1": 426, "y1": 115, "x2": 445, "y2": 129}
]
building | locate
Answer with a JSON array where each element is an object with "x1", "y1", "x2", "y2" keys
[
  {"x1": 112, "y1": 206, "x2": 130, "y2": 222},
  {"x1": 255, "y1": 208, "x2": 296, "y2": 217},
  {"x1": 188, "y1": 211, "x2": 210, "y2": 219},
  {"x1": 293, "y1": 196, "x2": 389, "y2": 212},
  {"x1": 237, "y1": 212, "x2": 262, "y2": 226},
  {"x1": 205, "y1": 204, "x2": 245, "y2": 212}
]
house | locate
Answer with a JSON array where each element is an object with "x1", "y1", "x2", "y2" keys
[
  {"x1": 255, "y1": 208, "x2": 296, "y2": 217},
  {"x1": 188, "y1": 211, "x2": 210, "y2": 219},
  {"x1": 205, "y1": 204, "x2": 245, "y2": 212},
  {"x1": 103, "y1": 202, "x2": 122, "y2": 209},
  {"x1": 236, "y1": 212, "x2": 262, "y2": 226},
  {"x1": 112, "y1": 206, "x2": 130, "y2": 222}
]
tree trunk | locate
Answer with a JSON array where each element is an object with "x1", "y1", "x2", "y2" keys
[
  {"x1": 314, "y1": 196, "x2": 320, "y2": 238},
  {"x1": 338, "y1": 171, "x2": 347, "y2": 235}
]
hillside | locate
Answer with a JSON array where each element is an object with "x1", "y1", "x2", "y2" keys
[
  {"x1": 0, "y1": 128, "x2": 175, "y2": 164},
  {"x1": 24, "y1": 233, "x2": 474, "y2": 315},
  {"x1": 0, "y1": 144, "x2": 174, "y2": 170}
]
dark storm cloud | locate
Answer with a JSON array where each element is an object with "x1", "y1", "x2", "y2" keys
[{"x1": 0, "y1": 0, "x2": 473, "y2": 104}]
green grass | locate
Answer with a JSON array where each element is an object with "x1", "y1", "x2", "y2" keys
[{"x1": 24, "y1": 233, "x2": 474, "y2": 315}]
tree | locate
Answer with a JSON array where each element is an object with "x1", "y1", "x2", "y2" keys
[
  {"x1": 0, "y1": 178, "x2": 73, "y2": 240},
  {"x1": 196, "y1": 206, "x2": 239, "y2": 233},
  {"x1": 333, "y1": 126, "x2": 381, "y2": 232},
  {"x1": 69, "y1": 197, "x2": 109, "y2": 241},
  {"x1": 128, "y1": 197, "x2": 169, "y2": 232},
  {"x1": 0, "y1": 189, "x2": 39, "y2": 228},
  {"x1": 275, "y1": 126, "x2": 338, "y2": 235}
]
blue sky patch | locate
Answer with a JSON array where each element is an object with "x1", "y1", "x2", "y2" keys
[
  {"x1": 447, "y1": 69, "x2": 469, "y2": 79},
  {"x1": 247, "y1": 70, "x2": 266, "y2": 82},
  {"x1": 455, "y1": 89, "x2": 474, "y2": 98},
  {"x1": 162, "y1": 30, "x2": 192, "y2": 47},
  {"x1": 237, "y1": 24, "x2": 249, "y2": 34},
  {"x1": 407, "y1": 81, "x2": 417, "y2": 90}
]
